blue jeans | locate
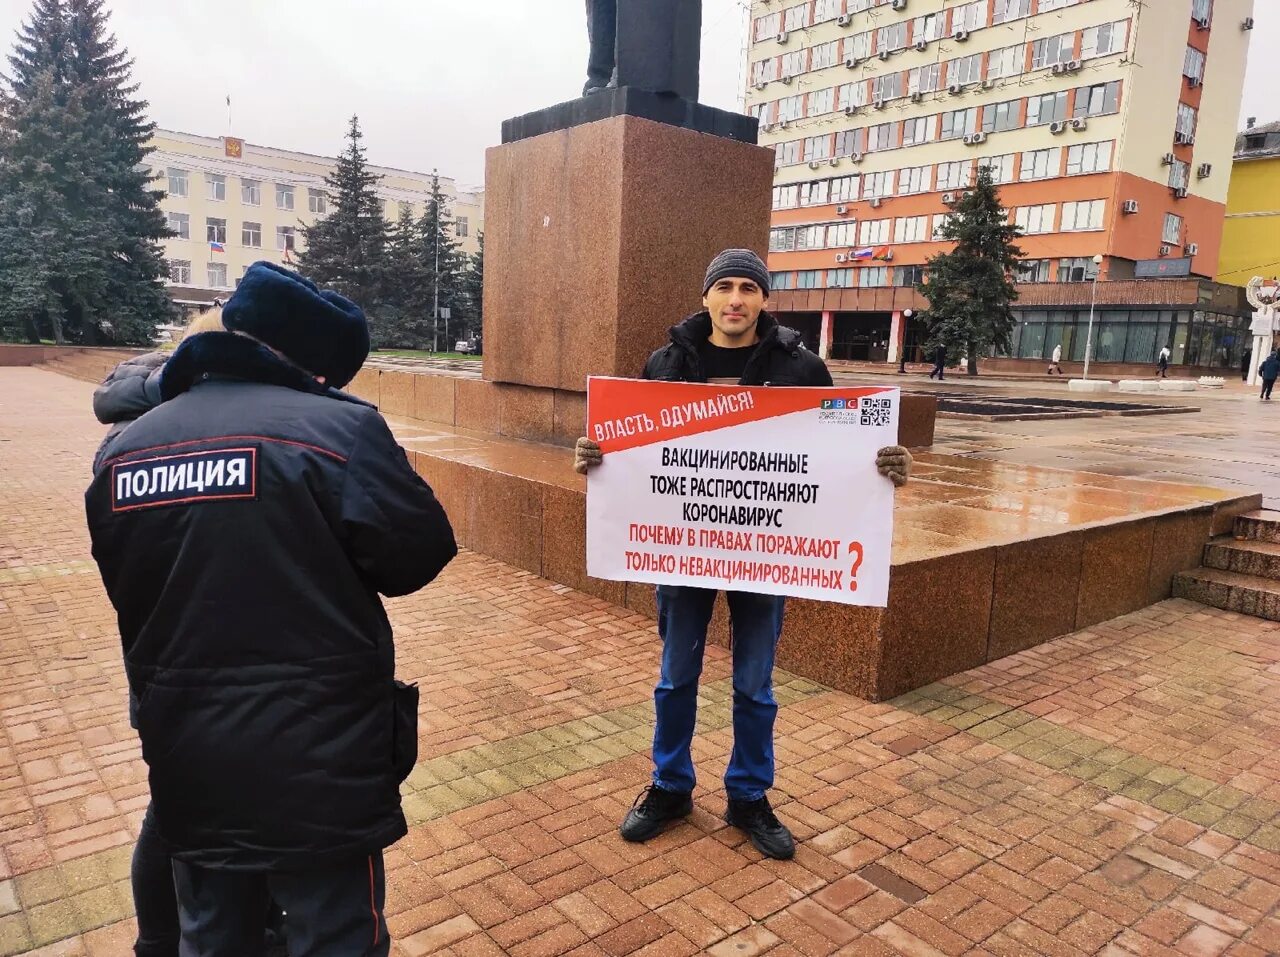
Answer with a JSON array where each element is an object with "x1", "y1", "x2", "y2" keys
[{"x1": 652, "y1": 585, "x2": 786, "y2": 802}]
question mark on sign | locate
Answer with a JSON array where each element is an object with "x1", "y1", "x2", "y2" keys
[{"x1": 847, "y1": 541, "x2": 863, "y2": 592}]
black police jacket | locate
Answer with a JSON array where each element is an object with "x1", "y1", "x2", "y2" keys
[
  {"x1": 85, "y1": 332, "x2": 457, "y2": 871},
  {"x1": 641, "y1": 312, "x2": 834, "y2": 386}
]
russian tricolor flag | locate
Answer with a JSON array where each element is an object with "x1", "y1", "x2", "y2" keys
[
  {"x1": 209, "y1": 241, "x2": 226, "y2": 253},
  {"x1": 851, "y1": 247, "x2": 876, "y2": 260}
]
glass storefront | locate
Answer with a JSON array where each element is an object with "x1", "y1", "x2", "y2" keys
[{"x1": 1006, "y1": 308, "x2": 1250, "y2": 370}]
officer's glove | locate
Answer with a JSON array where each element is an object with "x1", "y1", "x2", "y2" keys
[
  {"x1": 876, "y1": 445, "x2": 912, "y2": 488},
  {"x1": 574, "y1": 437, "x2": 603, "y2": 475}
]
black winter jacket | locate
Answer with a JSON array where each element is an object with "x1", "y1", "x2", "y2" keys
[
  {"x1": 642, "y1": 312, "x2": 833, "y2": 386},
  {"x1": 92, "y1": 352, "x2": 167, "y2": 472},
  {"x1": 85, "y1": 332, "x2": 457, "y2": 871},
  {"x1": 1261, "y1": 354, "x2": 1280, "y2": 381}
]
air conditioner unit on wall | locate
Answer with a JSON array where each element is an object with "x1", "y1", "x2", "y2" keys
[
  {"x1": 870, "y1": 196, "x2": 883, "y2": 208},
  {"x1": 914, "y1": 38, "x2": 928, "y2": 52},
  {"x1": 776, "y1": 30, "x2": 790, "y2": 43},
  {"x1": 850, "y1": 152, "x2": 865, "y2": 164},
  {"x1": 837, "y1": 13, "x2": 852, "y2": 26},
  {"x1": 891, "y1": 0, "x2": 907, "y2": 10},
  {"x1": 845, "y1": 56, "x2": 863, "y2": 68},
  {"x1": 911, "y1": 91, "x2": 924, "y2": 103},
  {"x1": 837, "y1": 205, "x2": 851, "y2": 215},
  {"x1": 878, "y1": 49, "x2": 892, "y2": 61},
  {"x1": 1188, "y1": 75, "x2": 1202, "y2": 88},
  {"x1": 948, "y1": 82, "x2": 964, "y2": 95},
  {"x1": 845, "y1": 104, "x2": 861, "y2": 115},
  {"x1": 1194, "y1": 15, "x2": 1210, "y2": 30},
  {"x1": 835, "y1": 253, "x2": 849, "y2": 263},
  {"x1": 1161, "y1": 152, "x2": 1176, "y2": 165},
  {"x1": 1187, "y1": 242, "x2": 1199, "y2": 255},
  {"x1": 1243, "y1": 17, "x2": 1255, "y2": 29},
  {"x1": 809, "y1": 160, "x2": 823, "y2": 169},
  {"x1": 953, "y1": 29, "x2": 970, "y2": 42},
  {"x1": 873, "y1": 98, "x2": 887, "y2": 110},
  {"x1": 942, "y1": 192, "x2": 957, "y2": 203},
  {"x1": 1174, "y1": 187, "x2": 1189, "y2": 199},
  {"x1": 1159, "y1": 244, "x2": 1172, "y2": 256},
  {"x1": 829, "y1": 156, "x2": 843, "y2": 168},
  {"x1": 1049, "y1": 121, "x2": 1067, "y2": 134},
  {"x1": 1122, "y1": 199, "x2": 1139, "y2": 213},
  {"x1": 1197, "y1": 163, "x2": 1212, "y2": 178}
]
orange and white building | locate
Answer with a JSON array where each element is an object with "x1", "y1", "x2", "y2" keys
[{"x1": 746, "y1": 0, "x2": 1257, "y2": 373}]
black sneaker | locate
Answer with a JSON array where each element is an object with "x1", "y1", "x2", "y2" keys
[
  {"x1": 726, "y1": 795, "x2": 795, "y2": 860},
  {"x1": 619, "y1": 785, "x2": 693, "y2": 842}
]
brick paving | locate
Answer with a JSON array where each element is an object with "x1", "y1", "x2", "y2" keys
[{"x1": 2, "y1": 365, "x2": 1279, "y2": 956}]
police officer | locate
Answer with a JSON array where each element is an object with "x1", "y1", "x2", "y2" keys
[{"x1": 86, "y1": 261, "x2": 457, "y2": 956}]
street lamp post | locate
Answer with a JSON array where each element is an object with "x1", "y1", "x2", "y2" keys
[
  {"x1": 897, "y1": 309, "x2": 914, "y2": 373},
  {"x1": 1081, "y1": 254, "x2": 1104, "y2": 380}
]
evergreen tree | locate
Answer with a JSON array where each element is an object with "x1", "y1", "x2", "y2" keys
[
  {"x1": 916, "y1": 165, "x2": 1023, "y2": 376},
  {"x1": 415, "y1": 172, "x2": 465, "y2": 352},
  {"x1": 378, "y1": 204, "x2": 428, "y2": 348},
  {"x1": 0, "y1": 0, "x2": 174, "y2": 345},
  {"x1": 296, "y1": 115, "x2": 387, "y2": 315},
  {"x1": 458, "y1": 230, "x2": 484, "y2": 345}
]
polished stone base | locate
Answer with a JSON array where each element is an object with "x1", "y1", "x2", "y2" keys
[
  {"x1": 501, "y1": 87, "x2": 758, "y2": 145},
  {"x1": 349, "y1": 367, "x2": 1255, "y2": 701}
]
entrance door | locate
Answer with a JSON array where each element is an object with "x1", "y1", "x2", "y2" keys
[{"x1": 831, "y1": 313, "x2": 893, "y2": 361}]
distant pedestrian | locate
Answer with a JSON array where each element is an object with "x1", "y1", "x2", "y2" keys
[
  {"x1": 1047, "y1": 344, "x2": 1063, "y2": 376},
  {"x1": 1242, "y1": 349, "x2": 1252, "y2": 383},
  {"x1": 1157, "y1": 345, "x2": 1171, "y2": 378},
  {"x1": 928, "y1": 344, "x2": 946, "y2": 381},
  {"x1": 1261, "y1": 350, "x2": 1279, "y2": 400}
]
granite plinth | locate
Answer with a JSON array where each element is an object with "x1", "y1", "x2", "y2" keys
[
  {"x1": 375, "y1": 391, "x2": 1256, "y2": 700},
  {"x1": 501, "y1": 87, "x2": 757, "y2": 144},
  {"x1": 483, "y1": 114, "x2": 774, "y2": 392}
]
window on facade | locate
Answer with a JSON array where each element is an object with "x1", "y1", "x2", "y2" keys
[
  {"x1": 908, "y1": 64, "x2": 942, "y2": 97},
  {"x1": 859, "y1": 219, "x2": 891, "y2": 245},
  {"x1": 1015, "y1": 260, "x2": 1053, "y2": 283},
  {"x1": 914, "y1": 13, "x2": 944, "y2": 42},
  {"x1": 811, "y1": 40, "x2": 840, "y2": 70},
  {"x1": 795, "y1": 224, "x2": 827, "y2": 250},
  {"x1": 1176, "y1": 103, "x2": 1198, "y2": 141},
  {"x1": 953, "y1": 1, "x2": 986, "y2": 32},
  {"x1": 769, "y1": 227, "x2": 796, "y2": 252},
  {"x1": 778, "y1": 94, "x2": 804, "y2": 122},
  {"x1": 932, "y1": 213, "x2": 955, "y2": 239},
  {"x1": 902, "y1": 116, "x2": 935, "y2": 146},
  {"x1": 986, "y1": 45, "x2": 1024, "y2": 80},
  {"x1": 770, "y1": 271, "x2": 796, "y2": 290},
  {"x1": 242, "y1": 222, "x2": 261, "y2": 248},
  {"x1": 1014, "y1": 204, "x2": 1056, "y2": 234},
  {"x1": 1058, "y1": 257, "x2": 1098, "y2": 282},
  {"x1": 894, "y1": 215, "x2": 928, "y2": 243},
  {"x1": 1038, "y1": 0, "x2": 1078, "y2": 11},
  {"x1": 772, "y1": 184, "x2": 799, "y2": 209},
  {"x1": 801, "y1": 180, "x2": 830, "y2": 206},
  {"x1": 1032, "y1": 34, "x2": 1073, "y2": 70},
  {"x1": 456, "y1": 216, "x2": 469, "y2": 238},
  {"x1": 940, "y1": 107, "x2": 978, "y2": 140},
  {"x1": 895, "y1": 264, "x2": 924, "y2": 286},
  {"x1": 814, "y1": 0, "x2": 841, "y2": 22},
  {"x1": 991, "y1": 0, "x2": 1030, "y2": 25},
  {"x1": 205, "y1": 218, "x2": 226, "y2": 244},
  {"x1": 873, "y1": 72, "x2": 904, "y2": 101},
  {"x1": 937, "y1": 161, "x2": 972, "y2": 191},
  {"x1": 1082, "y1": 21, "x2": 1127, "y2": 59},
  {"x1": 776, "y1": 140, "x2": 801, "y2": 166},
  {"x1": 982, "y1": 100, "x2": 1020, "y2": 133},
  {"x1": 1163, "y1": 213, "x2": 1184, "y2": 245},
  {"x1": 165, "y1": 211, "x2": 189, "y2": 240},
  {"x1": 753, "y1": 11, "x2": 781, "y2": 40},
  {"x1": 167, "y1": 168, "x2": 188, "y2": 197},
  {"x1": 1066, "y1": 141, "x2": 1113, "y2": 175},
  {"x1": 828, "y1": 268, "x2": 854, "y2": 288},
  {"x1": 752, "y1": 58, "x2": 780, "y2": 84},
  {"x1": 1183, "y1": 46, "x2": 1206, "y2": 82},
  {"x1": 978, "y1": 154, "x2": 1016, "y2": 185},
  {"x1": 206, "y1": 173, "x2": 226, "y2": 201},
  {"x1": 238, "y1": 179, "x2": 259, "y2": 205},
  {"x1": 168, "y1": 260, "x2": 191, "y2": 284},
  {"x1": 782, "y1": 50, "x2": 808, "y2": 76},
  {"x1": 949, "y1": 54, "x2": 983, "y2": 87},
  {"x1": 308, "y1": 189, "x2": 327, "y2": 214},
  {"x1": 866, "y1": 122, "x2": 899, "y2": 152},
  {"x1": 828, "y1": 222, "x2": 858, "y2": 247},
  {"x1": 1169, "y1": 159, "x2": 1190, "y2": 190},
  {"x1": 207, "y1": 262, "x2": 228, "y2": 288},
  {"x1": 831, "y1": 175, "x2": 860, "y2": 203},
  {"x1": 784, "y1": 3, "x2": 811, "y2": 31},
  {"x1": 1027, "y1": 91, "x2": 1069, "y2": 125},
  {"x1": 1191, "y1": 0, "x2": 1212, "y2": 24},
  {"x1": 862, "y1": 171, "x2": 896, "y2": 198},
  {"x1": 835, "y1": 128, "x2": 865, "y2": 157},
  {"x1": 276, "y1": 226, "x2": 296, "y2": 251},
  {"x1": 1074, "y1": 81, "x2": 1121, "y2": 118},
  {"x1": 1061, "y1": 199, "x2": 1105, "y2": 231},
  {"x1": 809, "y1": 87, "x2": 836, "y2": 117},
  {"x1": 803, "y1": 135, "x2": 832, "y2": 161},
  {"x1": 877, "y1": 20, "x2": 908, "y2": 52},
  {"x1": 276, "y1": 184, "x2": 294, "y2": 210},
  {"x1": 839, "y1": 81, "x2": 869, "y2": 111},
  {"x1": 1020, "y1": 147, "x2": 1061, "y2": 181},
  {"x1": 861, "y1": 266, "x2": 890, "y2": 287},
  {"x1": 847, "y1": 31, "x2": 872, "y2": 60},
  {"x1": 796, "y1": 270, "x2": 824, "y2": 289},
  {"x1": 898, "y1": 165, "x2": 931, "y2": 194}
]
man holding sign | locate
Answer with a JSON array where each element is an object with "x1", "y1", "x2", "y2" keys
[{"x1": 575, "y1": 249, "x2": 910, "y2": 859}]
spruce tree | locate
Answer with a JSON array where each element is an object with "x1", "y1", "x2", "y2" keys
[
  {"x1": 916, "y1": 165, "x2": 1023, "y2": 376},
  {"x1": 459, "y1": 231, "x2": 484, "y2": 346},
  {"x1": 415, "y1": 172, "x2": 465, "y2": 353},
  {"x1": 296, "y1": 115, "x2": 387, "y2": 315},
  {"x1": 379, "y1": 204, "x2": 428, "y2": 348},
  {"x1": 0, "y1": 0, "x2": 174, "y2": 345}
]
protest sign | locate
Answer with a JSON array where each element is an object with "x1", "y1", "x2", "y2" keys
[{"x1": 585, "y1": 377, "x2": 899, "y2": 606}]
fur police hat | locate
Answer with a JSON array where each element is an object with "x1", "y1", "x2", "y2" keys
[{"x1": 221, "y1": 262, "x2": 369, "y2": 388}]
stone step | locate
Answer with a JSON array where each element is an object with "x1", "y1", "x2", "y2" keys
[
  {"x1": 1234, "y1": 510, "x2": 1280, "y2": 544},
  {"x1": 1173, "y1": 567, "x2": 1280, "y2": 621},
  {"x1": 1203, "y1": 537, "x2": 1280, "y2": 580}
]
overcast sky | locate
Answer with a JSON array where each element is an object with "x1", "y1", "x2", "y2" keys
[{"x1": 1, "y1": 0, "x2": 1276, "y2": 185}]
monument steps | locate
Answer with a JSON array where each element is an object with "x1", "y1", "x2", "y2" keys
[{"x1": 1174, "y1": 511, "x2": 1280, "y2": 621}]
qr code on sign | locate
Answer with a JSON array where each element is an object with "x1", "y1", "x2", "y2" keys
[{"x1": 859, "y1": 396, "x2": 891, "y2": 427}]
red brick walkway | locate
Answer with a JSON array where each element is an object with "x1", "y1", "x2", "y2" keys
[{"x1": 2, "y1": 367, "x2": 1278, "y2": 956}]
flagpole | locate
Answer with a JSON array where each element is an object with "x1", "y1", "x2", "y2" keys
[{"x1": 226, "y1": 95, "x2": 232, "y2": 136}]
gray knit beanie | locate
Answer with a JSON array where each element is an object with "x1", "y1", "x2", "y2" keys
[{"x1": 703, "y1": 249, "x2": 770, "y2": 296}]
